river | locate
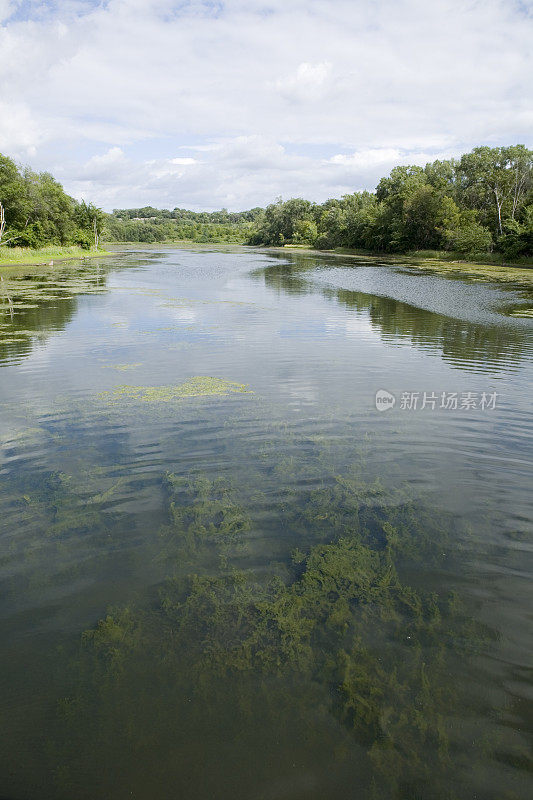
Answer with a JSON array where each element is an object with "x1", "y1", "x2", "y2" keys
[{"x1": 0, "y1": 246, "x2": 532, "y2": 799}]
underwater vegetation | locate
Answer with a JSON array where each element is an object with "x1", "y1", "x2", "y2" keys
[
  {"x1": 48, "y1": 463, "x2": 494, "y2": 800},
  {"x1": 0, "y1": 467, "x2": 130, "y2": 601}
]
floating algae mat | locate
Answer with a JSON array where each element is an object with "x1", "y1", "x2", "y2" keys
[
  {"x1": 98, "y1": 376, "x2": 252, "y2": 403},
  {"x1": 101, "y1": 362, "x2": 143, "y2": 371},
  {"x1": 391, "y1": 257, "x2": 533, "y2": 288}
]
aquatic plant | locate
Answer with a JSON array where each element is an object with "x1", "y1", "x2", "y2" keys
[
  {"x1": 97, "y1": 376, "x2": 253, "y2": 404},
  {"x1": 52, "y1": 465, "x2": 489, "y2": 799},
  {"x1": 158, "y1": 472, "x2": 252, "y2": 568},
  {"x1": 0, "y1": 465, "x2": 131, "y2": 602},
  {"x1": 101, "y1": 362, "x2": 142, "y2": 371}
]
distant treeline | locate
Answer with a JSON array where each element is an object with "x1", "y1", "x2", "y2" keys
[
  {"x1": 105, "y1": 206, "x2": 263, "y2": 244},
  {"x1": 2, "y1": 145, "x2": 531, "y2": 259},
  {"x1": 107, "y1": 145, "x2": 532, "y2": 259},
  {"x1": 0, "y1": 153, "x2": 103, "y2": 249}
]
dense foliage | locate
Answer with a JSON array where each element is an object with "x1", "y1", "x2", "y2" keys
[
  {"x1": 104, "y1": 206, "x2": 263, "y2": 244},
  {"x1": 0, "y1": 153, "x2": 103, "y2": 249},
  {"x1": 3, "y1": 145, "x2": 531, "y2": 259},
  {"x1": 249, "y1": 145, "x2": 533, "y2": 259}
]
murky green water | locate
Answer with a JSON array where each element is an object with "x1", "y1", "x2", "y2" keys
[{"x1": 1, "y1": 247, "x2": 532, "y2": 799}]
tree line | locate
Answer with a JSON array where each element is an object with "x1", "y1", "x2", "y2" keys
[
  {"x1": 0, "y1": 153, "x2": 103, "y2": 249},
  {"x1": 249, "y1": 145, "x2": 532, "y2": 259},
  {"x1": 2, "y1": 145, "x2": 531, "y2": 259},
  {"x1": 105, "y1": 205, "x2": 264, "y2": 244}
]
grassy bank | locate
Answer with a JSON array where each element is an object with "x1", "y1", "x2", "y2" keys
[{"x1": 0, "y1": 245, "x2": 111, "y2": 268}]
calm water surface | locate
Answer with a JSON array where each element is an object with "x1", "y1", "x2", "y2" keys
[{"x1": 0, "y1": 247, "x2": 532, "y2": 799}]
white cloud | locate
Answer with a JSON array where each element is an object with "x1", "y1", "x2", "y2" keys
[
  {"x1": 63, "y1": 136, "x2": 461, "y2": 210},
  {"x1": 330, "y1": 149, "x2": 405, "y2": 168},
  {"x1": 274, "y1": 62, "x2": 332, "y2": 102},
  {"x1": 0, "y1": 0, "x2": 531, "y2": 208},
  {"x1": 0, "y1": 100, "x2": 39, "y2": 156},
  {"x1": 170, "y1": 157, "x2": 198, "y2": 165}
]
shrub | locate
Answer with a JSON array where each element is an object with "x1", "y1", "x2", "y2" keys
[{"x1": 445, "y1": 222, "x2": 493, "y2": 254}]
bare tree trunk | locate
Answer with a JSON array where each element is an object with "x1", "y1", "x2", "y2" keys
[
  {"x1": 93, "y1": 216, "x2": 99, "y2": 249},
  {"x1": 493, "y1": 187, "x2": 503, "y2": 236},
  {"x1": 0, "y1": 201, "x2": 20, "y2": 247},
  {"x1": 511, "y1": 167, "x2": 528, "y2": 221},
  {"x1": 512, "y1": 167, "x2": 519, "y2": 221}
]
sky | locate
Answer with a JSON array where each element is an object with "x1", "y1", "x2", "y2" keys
[{"x1": 0, "y1": 0, "x2": 531, "y2": 211}]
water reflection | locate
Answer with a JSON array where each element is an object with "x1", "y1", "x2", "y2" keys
[
  {"x1": 0, "y1": 260, "x2": 110, "y2": 365},
  {"x1": 257, "y1": 257, "x2": 532, "y2": 373}
]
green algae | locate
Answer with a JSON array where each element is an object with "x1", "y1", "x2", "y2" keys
[
  {"x1": 158, "y1": 472, "x2": 252, "y2": 570},
  {"x1": 0, "y1": 406, "x2": 507, "y2": 798},
  {"x1": 101, "y1": 363, "x2": 142, "y2": 371},
  {"x1": 85, "y1": 477, "x2": 128, "y2": 506},
  {"x1": 50, "y1": 462, "x2": 490, "y2": 799},
  {"x1": 398, "y1": 258, "x2": 533, "y2": 288},
  {"x1": 0, "y1": 469, "x2": 123, "y2": 600},
  {"x1": 97, "y1": 376, "x2": 253, "y2": 404},
  {"x1": 1, "y1": 250, "x2": 529, "y2": 800}
]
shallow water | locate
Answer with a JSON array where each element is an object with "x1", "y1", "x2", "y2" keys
[{"x1": 0, "y1": 247, "x2": 532, "y2": 800}]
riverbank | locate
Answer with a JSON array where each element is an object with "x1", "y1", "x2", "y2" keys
[{"x1": 0, "y1": 245, "x2": 111, "y2": 268}]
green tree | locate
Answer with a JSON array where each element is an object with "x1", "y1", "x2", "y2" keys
[
  {"x1": 0, "y1": 154, "x2": 32, "y2": 241},
  {"x1": 444, "y1": 213, "x2": 493, "y2": 255},
  {"x1": 456, "y1": 145, "x2": 532, "y2": 236},
  {"x1": 75, "y1": 201, "x2": 105, "y2": 248}
]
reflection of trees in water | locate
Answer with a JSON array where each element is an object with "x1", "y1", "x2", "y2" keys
[
  {"x1": 0, "y1": 263, "x2": 109, "y2": 364},
  {"x1": 258, "y1": 258, "x2": 529, "y2": 372}
]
